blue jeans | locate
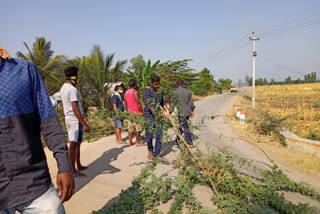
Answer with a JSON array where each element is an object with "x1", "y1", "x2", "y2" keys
[
  {"x1": 0, "y1": 184, "x2": 65, "y2": 214},
  {"x1": 146, "y1": 124, "x2": 163, "y2": 157},
  {"x1": 176, "y1": 116, "x2": 193, "y2": 145}
]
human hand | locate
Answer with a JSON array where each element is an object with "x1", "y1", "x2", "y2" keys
[
  {"x1": 57, "y1": 172, "x2": 74, "y2": 203},
  {"x1": 83, "y1": 124, "x2": 91, "y2": 133}
]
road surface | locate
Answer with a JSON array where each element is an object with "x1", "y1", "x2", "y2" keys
[{"x1": 44, "y1": 93, "x2": 320, "y2": 213}]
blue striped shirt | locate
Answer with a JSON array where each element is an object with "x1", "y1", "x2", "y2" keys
[{"x1": 0, "y1": 58, "x2": 71, "y2": 209}]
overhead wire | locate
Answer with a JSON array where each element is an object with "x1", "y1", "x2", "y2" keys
[
  {"x1": 258, "y1": 53, "x2": 305, "y2": 76},
  {"x1": 258, "y1": 18, "x2": 320, "y2": 38},
  {"x1": 255, "y1": 11, "x2": 320, "y2": 33},
  {"x1": 211, "y1": 34, "x2": 251, "y2": 58},
  {"x1": 212, "y1": 41, "x2": 251, "y2": 61}
]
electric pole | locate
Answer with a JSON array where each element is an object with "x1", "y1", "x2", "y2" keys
[{"x1": 249, "y1": 32, "x2": 259, "y2": 108}]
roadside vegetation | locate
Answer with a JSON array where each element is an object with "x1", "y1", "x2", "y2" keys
[
  {"x1": 93, "y1": 111, "x2": 320, "y2": 214},
  {"x1": 17, "y1": 37, "x2": 233, "y2": 141},
  {"x1": 229, "y1": 90, "x2": 320, "y2": 174},
  {"x1": 245, "y1": 84, "x2": 320, "y2": 141}
]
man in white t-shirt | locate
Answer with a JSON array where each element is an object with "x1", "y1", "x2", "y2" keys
[{"x1": 60, "y1": 66, "x2": 90, "y2": 178}]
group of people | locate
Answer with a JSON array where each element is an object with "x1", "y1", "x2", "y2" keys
[
  {"x1": 0, "y1": 48, "x2": 195, "y2": 213},
  {"x1": 111, "y1": 75, "x2": 196, "y2": 162}
]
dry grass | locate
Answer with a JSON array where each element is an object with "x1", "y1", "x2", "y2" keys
[
  {"x1": 247, "y1": 83, "x2": 320, "y2": 140},
  {"x1": 229, "y1": 94, "x2": 320, "y2": 175}
]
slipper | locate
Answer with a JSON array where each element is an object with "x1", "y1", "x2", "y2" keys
[
  {"x1": 187, "y1": 144, "x2": 194, "y2": 148},
  {"x1": 73, "y1": 172, "x2": 87, "y2": 178},
  {"x1": 78, "y1": 166, "x2": 88, "y2": 171},
  {"x1": 116, "y1": 141, "x2": 127, "y2": 144},
  {"x1": 135, "y1": 142, "x2": 147, "y2": 146}
]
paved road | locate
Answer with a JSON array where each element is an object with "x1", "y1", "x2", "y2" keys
[
  {"x1": 44, "y1": 92, "x2": 320, "y2": 213},
  {"x1": 193, "y1": 93, "x2": 271, "y2": 170}
]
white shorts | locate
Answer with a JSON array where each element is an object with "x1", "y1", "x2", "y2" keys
[{"x1": 65, "y1": 120, "x2": 83, "y2": 143}]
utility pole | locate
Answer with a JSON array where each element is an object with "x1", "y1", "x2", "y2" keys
[{"x1": 249, "y1": 32, "x2": 259, "y2": 108}]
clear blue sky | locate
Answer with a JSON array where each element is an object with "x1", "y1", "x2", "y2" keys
[{"x1": 1, "y1": 0, "x2": 320, "y2": 82}]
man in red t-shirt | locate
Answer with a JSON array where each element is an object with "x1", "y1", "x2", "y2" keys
[{"x1": 124, "y1": 79, "x2": 146, "y2": 146}]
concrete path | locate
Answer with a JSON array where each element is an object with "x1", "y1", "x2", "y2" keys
[{"x1": 44, "y1": 93, "x2": 320, "y2": 213}]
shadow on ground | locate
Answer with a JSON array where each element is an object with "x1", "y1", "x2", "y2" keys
[{"x1": 75, "y1": 146, "x2": 126, "y2": 193}]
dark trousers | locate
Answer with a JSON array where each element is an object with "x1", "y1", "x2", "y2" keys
[
  {"x1": 176, "y1": 116, "x2": 193, "y2": 145},
  {"x1": 146, "y1": 123, "x2": 163, "y2": 157}
]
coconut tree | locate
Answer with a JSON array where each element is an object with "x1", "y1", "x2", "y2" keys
[
  {"x1": 85, "y1": 45, "x2": 127, "y2": 108},
  {"x1": 16, "y1": 37, "x2": 65, "y2": 94}
]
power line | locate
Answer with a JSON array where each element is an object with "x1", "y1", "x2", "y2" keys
[
  {"x1": 258, "y1": 18, "x2": 320, "y2": 38},
  {"x1": 255, "y1": 11, "x2": 320, "y2": 33},
  {"x1": 258, "y1": 54, "x2": 305, "y2": 76},
  {"x1": 211, "y1": 34, "x2": 251, "y2": 59},
  {"x1": 212, "y1": 41, "x2": 251, "y2": 61}
]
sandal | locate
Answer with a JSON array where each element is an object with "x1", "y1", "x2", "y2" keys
[
  {"x1": 73, "y1": 172, "x2": 87, "y2": 178},
  {"x1": 128, "y1": 142, "x2": 136, "y2": 146},
  {"x1": 135, "y1": 142, "x2": 147, "y2": 146}
]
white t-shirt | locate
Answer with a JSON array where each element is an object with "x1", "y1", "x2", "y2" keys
[{"x1": 60, "y1": 83, "x2": 84, "y2": 121}]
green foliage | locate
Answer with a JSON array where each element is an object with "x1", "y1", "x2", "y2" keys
[
  {"x1": 69, "y1": 46, "x2": 127, "y2": 111},
  {"x1": 122, "y1": 59, "x2": 160, "y2": 96},
  {"x1": 127, "y1": 54, "x2": 146, "y2": 75},
  {"x1": 16, "y1": 37, "x2": 66, "y2": 94},
  {"x1": 218, "y1": 78, "x2": 232, "y2": 90},
  {"x1": 305, "y1": 129, "x2": 320, "y2": 141},
  {"x1": 259, "y1": 112, "x2": 288, "y2": 147},
  {"x1": 190, "y1": 68, "x2": 215, "y2": 96},
  {"x1": 92, "y1": 109, "x2": 320, "y2": 214},
  {"x1": 94, "y1": 145, "x2": 320, "y2": 214}
]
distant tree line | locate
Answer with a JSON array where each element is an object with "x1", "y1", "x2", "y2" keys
[{"x1": 245, "y1": 72, "x2": 318, "y2": 86}]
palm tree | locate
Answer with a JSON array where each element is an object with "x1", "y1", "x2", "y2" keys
[
  {"x1": 86, "y1": 45, "x2": 127, "y2": 108},
  {"x1": 16, "y1": 37, "x2": 65, "y2": 94},
  {"x1": 122, "y1": 59, "x2": 160, "y2": 96}
]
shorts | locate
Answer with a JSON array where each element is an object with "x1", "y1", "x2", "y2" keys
[
  {"x1": 112, "y1": 116, "x2": 123, "y2": 129},
  {"x1": 65, "y1": 120, "x2": 83, "y2": 142},
  {"x1": 128, "y1": 120, "x2": 142, "y2": 132}
]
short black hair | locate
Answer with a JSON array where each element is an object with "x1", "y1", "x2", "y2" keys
[
  {"x1": 129, "y1": 79, "x2": 137, "y2": 87},
  {"x1": 176, "y1": 79, "x2": 184, "y2": 86},
  {"x1": 114, "y1": 85, "x2": 121, "y2": 91},
  {"x1": 64, "y1": 66, "x2": 78, "y2": 77},
  {"x1": 151, "y1": 75, "x2": 160, "y2": 83}
]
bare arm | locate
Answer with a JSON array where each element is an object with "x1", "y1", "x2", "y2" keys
[
  {"x1": 124, "y1": 98, "x2": 128, "y2": 112},
  {"x1": 113, "y1": 103, "x2": 119, "y2": 116},
  {"x1": 71, "y1": 101, "x2": 90, "y2": 133},
  {"x1": 133, "y1": 90, "x2": 143, "y2": 112}
]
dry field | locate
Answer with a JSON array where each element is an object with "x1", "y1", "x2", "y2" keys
[{"x1": 250, "y1": 83, "x2": 320, "y2": 140}]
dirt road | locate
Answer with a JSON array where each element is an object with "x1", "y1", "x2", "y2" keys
[{"x1": 45, "y1": 93, "x2": 320, "y2": 213}]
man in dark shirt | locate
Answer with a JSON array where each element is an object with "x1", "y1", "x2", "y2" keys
[
  {"x1": 169, "y1": 80, "x2": 195, "y2": 147},
  {"x1": 0, "y1": 49, "x2": 74, "y2": 214},
  {"x1": 143, "y1": 76, "x2": 167, "y2": 161},
  {"x1": 111, "y1": 85, "x2": 126, "y2": 144}
]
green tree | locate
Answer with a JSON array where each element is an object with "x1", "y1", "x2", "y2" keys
[
  {"x1": 127, "y1": 55, "x2": 146, "y2": 75},
  {"x1": 190, "y1": 68, "x2": 215, "y2": 96},
  {"x1": 83, "y1": 45, "x2": 127, "y2": 109},
  {"x1": 16, "y1": 37, "x2": 65, "y2": 94},
  {"x1": 122, "y1": 59, "x2": 160, "y2": 96},
  {"x1": 218, "y1": 78, "x2": 232, "y2": 89},
  {"x1": 285, "y1": 76, "x2": 292, "y2": 84}
]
